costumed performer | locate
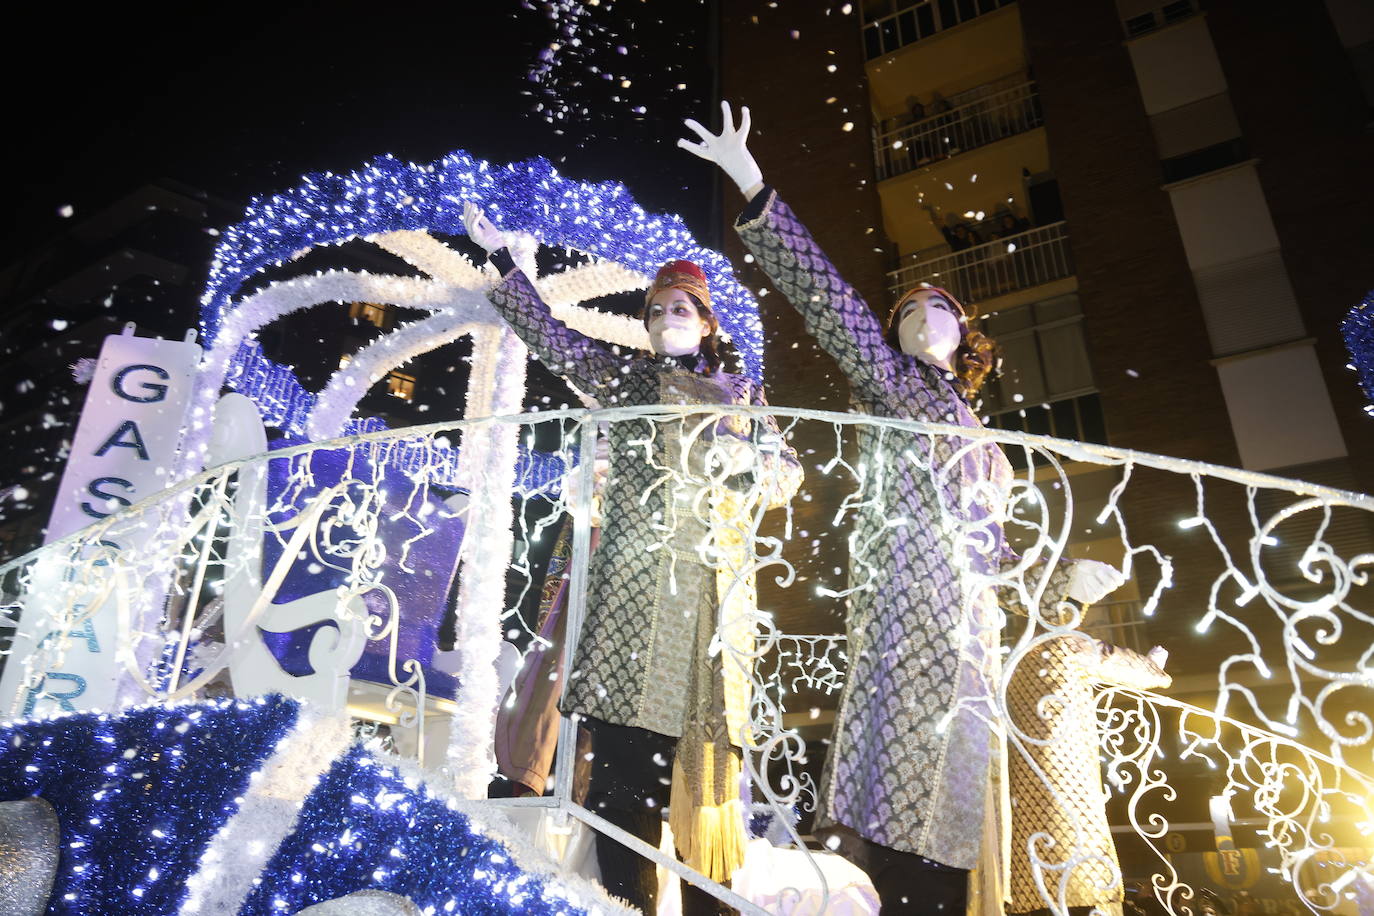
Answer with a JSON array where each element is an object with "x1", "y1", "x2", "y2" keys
[
  {"x1": 680, "y1": 103, "x2": 1128, "y2": 915},
  {"x1": 1006, "y1": 640, "x2": 1170, "y2": 916},
  {"x1": 463, "y1": 202, "x2": 803, "y2": 915}
]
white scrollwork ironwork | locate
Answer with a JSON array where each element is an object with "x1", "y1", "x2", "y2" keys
[{"x1": 3, "y1": 405, "x2": 1373, "y2": 914}]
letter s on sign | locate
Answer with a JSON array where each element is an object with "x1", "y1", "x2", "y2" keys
[
  {"x1": 81, "y1": 476, "x2": 135, "y2": 519},
  {"x1": 111, "y1": 364, "x2": 170, "y2": 403}
]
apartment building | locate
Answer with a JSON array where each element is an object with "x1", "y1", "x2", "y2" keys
[{"x1": 722, "y1": 0, "x2": 1373, "y2": 651}]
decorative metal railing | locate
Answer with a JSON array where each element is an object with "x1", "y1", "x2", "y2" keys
[
  {"x1": 888, "y1": 219, "x2": 1074, "y2": 303},
  {"x1": 1, "y1": 405, "x2": 1371, "y2": 914},
  {"x1": 874, "y1": 80, "x2": 1043, "y2": 180}
]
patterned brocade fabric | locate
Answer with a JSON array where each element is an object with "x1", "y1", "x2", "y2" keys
[
  {"x1": 1006, "y1": 636, "x2": 1169, "y2": 912},
  {"x1": 487, "y1": 269, "x2": 802, "y2": 740},
  {"x1": 735, "y1": 191, "x2": 1074, "y2": 869}
]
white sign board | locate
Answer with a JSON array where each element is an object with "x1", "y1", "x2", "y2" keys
[{"x1": 2, "y1": 329, "x2": 202, "y2": 717}]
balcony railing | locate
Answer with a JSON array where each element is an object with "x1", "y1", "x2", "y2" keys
[
  {"x1": 874, "y1": 80, "x2": 1043, "y2": 180},
  {"x1": 3, "y1": 405, "x2": 1373, "y2": 913},
  {"x1": 888, "y1": 219, "x2": 1073, "y2": 303},
  {"x1": 862, "y1": 0, "x2": 1017, "y2": 60}
]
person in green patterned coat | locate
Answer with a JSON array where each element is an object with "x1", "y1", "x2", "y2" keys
[
  {"x1": 463, "y1": 202, "x2": 802, "y2": 915},
  {"x1": 681, "y1": 103, "x2": 1128, "y2": 915}
]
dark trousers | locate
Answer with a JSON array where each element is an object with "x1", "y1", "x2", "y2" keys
[
  {"x1": 584, "y1": 718, "x2": 737, "y2": 915},
  {"x1": 833, "y1": 832, "x2": 968, "y2": 916}
]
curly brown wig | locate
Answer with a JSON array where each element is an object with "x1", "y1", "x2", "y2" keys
[
  {"x1": 886, "y1": 285, "x2": 1000, "y2": 401},
  {"x1": 641, "y1": 292, "x2": 724, "y2": 374}
]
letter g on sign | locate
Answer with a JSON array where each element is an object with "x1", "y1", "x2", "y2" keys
[{"x1": 111, "y1": 364, "x2": 170, "y2": 403}]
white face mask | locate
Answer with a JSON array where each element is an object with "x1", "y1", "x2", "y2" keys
[
  {"x1": 646, "y1": 290, "x2": 710, "y2": 357},
  {"x1": 897, "y1": 298, "x2": 962, "y2": 368}
]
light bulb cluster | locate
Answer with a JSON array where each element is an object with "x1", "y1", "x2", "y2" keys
[{"x1": 198, "y1": 150, "x2": 759, "y2": 496}]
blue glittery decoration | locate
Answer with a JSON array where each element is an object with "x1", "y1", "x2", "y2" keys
[
  {"x1": 200, "y1": 152, "x2": 738, "y2": 494},
  {"x1": 202, "y1": 151, "x2": 763, "y2": 383},
  {"x1": 243, "y1": 745, "x2": 598, "y2": 915},
  {"x1": 0, "y1": 696, "x2": 301, "y2": 915},
  {"x1": 1340, "y1": 290, "x2": 1374, "y2": 415},
  {"x1": 256, "y1": 439, "x2": 465, "y2": 700}
]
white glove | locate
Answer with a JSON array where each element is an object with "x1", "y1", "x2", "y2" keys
[
  {"x1": 678, "y1": 100, "x2": 765, "y2": 198},
  {"x1": 715, "y1": 437, "x2": 756, "y2": 476},
  {"x1": 691, "y1": 433, "x2": 756, "y2": 479},
  {"x1": 462, "y1": 201, "x2": 506, "y2": 254},
  {"x1": 1066, "y1": 559, "x2": 1126, "y2": 605}
]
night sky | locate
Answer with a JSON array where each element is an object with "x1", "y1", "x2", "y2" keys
[{"x1": 7, "y1": 1, "x2": 719, "y2": 256}]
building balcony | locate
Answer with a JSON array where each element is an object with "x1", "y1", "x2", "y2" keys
[
  {"x1": 887, "y1": 219, "x2": 1073, "y2": 304},
  {"x1": 873, "y1": 79, "x2": 1044, "y2": 181},
  {"x1": 862, "y1": 0, "x2": 1017, "y2": 60}
]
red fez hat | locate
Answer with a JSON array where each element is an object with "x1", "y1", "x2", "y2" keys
[{"x1": 646, "y1": 259, "x2": 712, "y2": 313}]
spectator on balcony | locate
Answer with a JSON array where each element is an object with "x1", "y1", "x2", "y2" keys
[
  {"x1": 988, "y1": 212, "x2": 1032, "y2": 291},
  {"x1": 991, "y1": 212, "x2": 1030, "y2": 240},
  {"x1": 902, "y1": 95, "x2": 936, "y2": 166},
  {"x1": 930, "y1": 92, "x2": 961, "y2": 155},
  {"x1": 949, "y1": 221, "x2": 983, "y2": 251},
  {"x1": 464, "y1": 201, "x2": 803, "y2": 916},
  {"x1": 905, "y1": 95, "x2": 926, "y2": 124},
  {"x1": 925, "y1": 205, "x2": 982, "y2": 253},
  {"x1": 683, "y1": 102, "x2": 1128, "y2": 916}
]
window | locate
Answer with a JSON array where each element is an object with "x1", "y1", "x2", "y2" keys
[
  {"x1": 386, "y1": 371, "x2": 416, "y2": 402},
  {"x1": 978, "y1": 294, "x2": 1105, "y2": 445},
  {"x1": 1124, "y1": 12, "x2": 1157, "y2": 36},
  {"x1": 861, "y1": 0, "x2": 1016, "y2": 59},
  {"x1": 1117, "y1": 0, "x2": 1201, "y2": 39},
  {"x1": 349, "y1": 301, "x2": 393, "y2": 329}
]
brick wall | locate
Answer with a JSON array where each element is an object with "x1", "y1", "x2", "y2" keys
[
  {"x1": 1017, "y1": 0, "x2": 1247, "y2": 654},
  {"x1": 1204, "y1": 0, "x2": 1374, "y2": 496},
  {"x1": 718, "y1": 2, "x2": 893, "y2": 637}
]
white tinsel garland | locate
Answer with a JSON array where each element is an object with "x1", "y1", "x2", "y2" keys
[
  {"x1": 368, "y1": 230, "x2": 490, "y2": 290},
  {"x1": 306, "y1": 299, "x2": 505, "y2": 441},
  {"x1": 444, "y1": 325, "x2": 528, "y2": 797},
  {"x1": 185, "y1": 270, "x2": 468, "y2": 476},
  {"x1": 179, "y1": 707, "x2": 353, "y2": 915}
]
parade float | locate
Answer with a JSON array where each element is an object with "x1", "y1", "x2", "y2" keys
[{"x1": 0, "y1": 150, "x2": 1370, "y2": 915}]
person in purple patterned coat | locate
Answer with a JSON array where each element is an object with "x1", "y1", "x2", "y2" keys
[
  {"x1": 682, "y1": 103, "x2": 1127, "y2": 915},
  {"x1": 463, "y1": 201, "x2": 802, "y2": 915}
]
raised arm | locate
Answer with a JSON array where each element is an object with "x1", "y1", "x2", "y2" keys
[
  {"x1": 678, "y1": 103, "x2": 901, "y2": 403},
  {"x1": 998, "y1": 540, "x2": 1126, "y2": 624},
  {"x1": 464, "y1": 202, "x2": 623, "y2": 396},
  {"x1": 1078, "y1": 641, "x2": 1172, "y2": 691}
]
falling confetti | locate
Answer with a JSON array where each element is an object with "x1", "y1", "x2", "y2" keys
[{"x1": 521, "y1": 0, "x2": 704, "y2": 145}]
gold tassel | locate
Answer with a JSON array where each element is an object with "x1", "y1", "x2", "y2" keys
[{"x1": 669, "y1": 754, "x2": 749, "y2": 882}]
